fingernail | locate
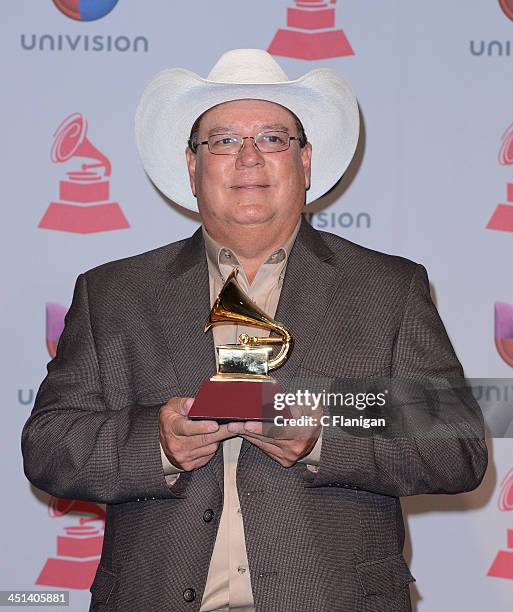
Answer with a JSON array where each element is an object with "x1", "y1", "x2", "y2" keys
[
  {"x1": 207, "y1": 422, "x2": 218, "y2": 432},
  {"x1": 245, "y1": 423, "x2": 257, "y2": 433}
]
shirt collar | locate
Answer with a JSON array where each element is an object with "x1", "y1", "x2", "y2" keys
[{"x1": 202, "y1": 217, "x2": 301, "y2": 280}]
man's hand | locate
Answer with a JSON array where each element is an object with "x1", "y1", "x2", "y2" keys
[
  {"x1": 226, "y1": 404, "x2": 322, "y2": 468},
  {"x1": 159, "y1": 397, "x2": 234, "y2": 471}
]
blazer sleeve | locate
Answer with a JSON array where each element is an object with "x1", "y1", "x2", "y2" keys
[
  {"x1": 304, "y1": 264, "x2": 488, "y2": 497},
  {"x1": 21, "y1": 273, "x2": 188, "y2": 503}
]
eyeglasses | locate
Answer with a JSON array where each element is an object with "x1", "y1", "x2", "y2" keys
[{"x1": 194, "y1": 131, "x2": 299, "y2": 155}]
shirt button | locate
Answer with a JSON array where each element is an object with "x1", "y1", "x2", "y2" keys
[
  {"x1": 203, "y1": 509, "x2": 215, "y2": 522},
  {"x1": 183, "y1": 588, "x2": 196, "y2": 602},
  {"x1": 238, "y1": 566, "x2": 247, "y2": 574}
]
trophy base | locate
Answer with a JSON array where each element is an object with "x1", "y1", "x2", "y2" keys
[
  {"x1": 267, "y1": 28, "x2": 354, "y2": 60},
  {"x1": 210, "y1": 372, "x2": 273, "y2": 382},
  {"x1": 38, "y1": 201, "x2": 129, "y2": 234},
  {"x1": 486, "y1": 204, "x2": 513, "y2": 233},
  {"x1": 189, "y1": 379, "x2": 287, "y2": 422}
]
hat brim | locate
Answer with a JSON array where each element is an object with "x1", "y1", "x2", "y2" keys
[{"x1": 135, "y1": 68, "x2": 359, "y2": 212}]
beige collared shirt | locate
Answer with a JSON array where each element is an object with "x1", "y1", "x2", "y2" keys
[{"x1": 161, "y1": 220, "x2": 322, "y2": 611}]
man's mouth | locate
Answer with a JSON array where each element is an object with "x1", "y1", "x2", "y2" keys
[{"x1": 231, "y1": 184, "x2": 270, "y2": 190}]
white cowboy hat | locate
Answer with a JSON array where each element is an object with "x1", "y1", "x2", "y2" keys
[{"x1": 135, "y1": 48, "x2": 359, "y2": 212}]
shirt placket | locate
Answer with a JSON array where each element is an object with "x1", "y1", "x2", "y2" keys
[{"x1": 202, "y1": 240, "x2": 288, "y2": 612}]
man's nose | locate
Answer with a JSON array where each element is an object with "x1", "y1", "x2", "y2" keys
[{"x1": 235, "y1": 137, "x2": 264, "y2": 168}]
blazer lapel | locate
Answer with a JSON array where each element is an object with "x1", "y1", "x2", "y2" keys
[
  {"x1": 273, "y1": 219, "x2": 340, "y2": 386},
  {"x1": 240, "y1": 218, "x2": 341, "y2": 459},
  {"x1": 155, "y1": 228, "x2": 224, "y2": 491}
]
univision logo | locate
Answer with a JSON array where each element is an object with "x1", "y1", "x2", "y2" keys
[
  {"x1": 53, "y1": 0, "x2": 119, "y2": 22},
  {"x1": 21, "y1": 33, "x2": 148, "y2": 53},
  {"x1": 21, "y1": 0, "x2": 147, "y2": 53},
  {"x1": 305, "y1": 211, "x2": 371, "y2": 230},
  {"x1": 469, "y1": 0, "x2": 513, "y2": 56}
]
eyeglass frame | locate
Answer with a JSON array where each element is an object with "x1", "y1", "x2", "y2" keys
[{"x1": 189, "y1": 131, "x2": 300, "y2": 155}]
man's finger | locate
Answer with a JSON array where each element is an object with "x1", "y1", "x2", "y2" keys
[
  {"x1": 227, "y1": 421, "x2": 262, "y2": 435},
  {"x1": 178, "y1": 397, "x2": 195, "y2": 416},
  {"x1": 240, "y1": 435, "x2": 292, "y2": 466},
  {"x1": 176, "y1": 416, "x2": 219, "y2": 437},
  {"x1": 189, "y1": 442, "x2": 220, "y2": 461},
  {"x1": 237, "y1": 429, "x2": 284, "y2": 449}
]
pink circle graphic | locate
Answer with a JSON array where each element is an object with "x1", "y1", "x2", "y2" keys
[
  {"x1": 498, "y1": 468, "x2": 513, "y2": 512},
  {"x1": 53, "y1": 0, "x2": 119, "y2": 22},
  {"x1": 50, "y1": 113, "x2": 86, "y2": 163},
  {"x1": 498, "y1": 123, "x2": 513, "y2": 166},
  {"x1": 499, "y1": 0, "x2": 513, "y2": 21}
]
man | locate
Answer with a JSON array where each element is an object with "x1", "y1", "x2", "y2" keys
[{"x1": 22, "y1": 49, "x2": 487, "y2": 611}]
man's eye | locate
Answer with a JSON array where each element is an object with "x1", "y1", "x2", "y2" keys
[
  {"x1": 213, "y1": 136, "x2": 238, "y2": 146},
  {"x1": 262, "y1": 133, "x2": 286, "y2": 144}
]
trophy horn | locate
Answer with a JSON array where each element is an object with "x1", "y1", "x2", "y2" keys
[{"x1": 205, "y1": 269, "x2": 292, "y2": 371}]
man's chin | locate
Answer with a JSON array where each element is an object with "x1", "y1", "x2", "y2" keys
[{"x1": 229, "y1": 204, "x2": 276, "y2": 226}]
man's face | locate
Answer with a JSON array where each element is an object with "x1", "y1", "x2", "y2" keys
[{"x1": 186, "y1": 99, "x2": 312, "y2": 235}]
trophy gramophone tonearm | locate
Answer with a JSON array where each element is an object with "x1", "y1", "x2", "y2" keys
[{"x1": 188, "y1": 268, "x2": 294, "y2": 422}]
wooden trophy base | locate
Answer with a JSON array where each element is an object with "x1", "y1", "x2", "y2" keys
[{"x1": 189, "y1": 379, "x2": 287, "y2": 423}]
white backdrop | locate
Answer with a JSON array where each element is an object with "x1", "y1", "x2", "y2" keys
[{"x1": 2, "y1": 1, "x2": 512, "y2": 609}]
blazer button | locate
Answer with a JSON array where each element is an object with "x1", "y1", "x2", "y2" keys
[
  {"x1": 183, "y1": 588, "x2": 196, "y2": 602},
  {"x1": 203, "y1": 509, "x2": 215, "y2": 522}
]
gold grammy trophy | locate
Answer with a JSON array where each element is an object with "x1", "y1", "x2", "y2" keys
[{"x1": 188, "y1": 269, "x2": 293, "y2": 422}]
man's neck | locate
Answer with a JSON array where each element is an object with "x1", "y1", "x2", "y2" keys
[{"x1": 203, "y1": 217, "x2": 302, "y2": 284}]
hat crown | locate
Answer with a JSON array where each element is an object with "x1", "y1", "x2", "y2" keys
[{"x1": 206, "y1": 49, "x2": 289, "y2": 84}]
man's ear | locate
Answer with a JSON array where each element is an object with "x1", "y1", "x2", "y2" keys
[
  {"x1": 185, "y1": 147, "x2": 197, "y2": 196},
  {"x1": 301, "y1": 142, "x2": 312, "y2": 191}
]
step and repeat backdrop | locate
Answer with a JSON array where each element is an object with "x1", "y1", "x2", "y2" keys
[{"x1": 2, "y1": 1, "x2": 513, "y2": 610}]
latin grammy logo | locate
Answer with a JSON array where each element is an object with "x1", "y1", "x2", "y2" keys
[
  {"x1": 267, "y1": 0, "x2": 354, "y2": 60},
  {"x1": 38, "y1": 112, "x2": 129, "y2": 234},
  {"x1": 46, "y1": 302, "x2": 67, "y2": 358},
  {"x1": 36, "y1": 497, "x2": 105, "y2": 590},
  {"x1": 495, "y1": 302, "x2": 513, "y2": 369},
  {"x1": 499, "y1": 0, "x2": 513, "y2": 22},
  {"x1": 486, "y1": 123, "x2": 513, "y2": 233},
  {"x1": 488, "y1": 467, "x2": 513, "y2": 580}
]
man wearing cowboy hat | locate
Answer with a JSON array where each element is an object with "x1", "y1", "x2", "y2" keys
[{"x1": 22, "y1": 49, "x2": 487, "y2": 611}]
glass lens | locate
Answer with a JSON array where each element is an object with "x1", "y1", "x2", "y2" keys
[
  {"x1": 206, "y1": 132, "x2": 291, "y2": 154},
  {"x1": 208, "y1": 134, "x2": 242, "y2": 154},
  {"x1": 255, "y1": 131, "x2": 290, "y2": 152}
]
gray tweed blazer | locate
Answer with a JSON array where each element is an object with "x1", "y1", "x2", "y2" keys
[{"x1": 22, "y1": 219, "x2": 487, "y2": 612}]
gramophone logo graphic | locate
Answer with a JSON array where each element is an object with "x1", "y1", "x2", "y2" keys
[
  {"x1": 499, "y1": 0, "x2": 513, "y2": 22},
  {"x1": 36, "y1": 304, "x2": 105, "y2": 589},
  {"x1": 488, "y1": 467, "x2": 513, "y2": 580},
  {"x1": 486, "y1": 123, "x2": 513, "y2": 233},
  {"x1": 36, "y1": 497, "x2": 105, "y2": 589},
  {"x1": 38, "y1": 112, "x2": 129, "y2": 234},
  {"x1": 495, "y1": 302, "x2": 513, "y2": 368},
  {"x1": 53, "y1": 0, "x2": 119, "y2": 22},
  {"x1": 268, "y1": 0, "x2": 354, "y2": 60},
  {"x1": 46, "y1": 302, "x2": 67, "y2": 358}
]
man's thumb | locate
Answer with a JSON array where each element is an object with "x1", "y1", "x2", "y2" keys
[{"x1": 180, "y1": 397, "x2": 195, "y2": 416}]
